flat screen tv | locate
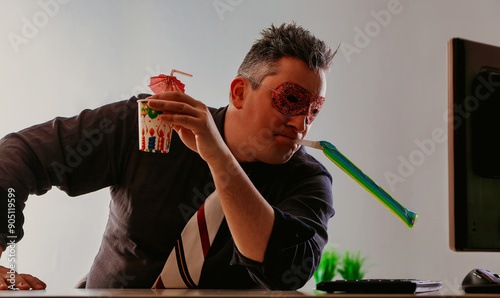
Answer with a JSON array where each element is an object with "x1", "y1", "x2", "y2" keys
[{"x1": 448, "y1": 38, "x2": 500, "y2": 251}]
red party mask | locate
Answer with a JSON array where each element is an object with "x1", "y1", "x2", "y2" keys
[{"x1": 240, "y1": 74, "x2": 325, "y2": 123}]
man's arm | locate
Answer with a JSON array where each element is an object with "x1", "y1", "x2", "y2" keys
[
  {"x1": 207, "y1": 148, "x2": 275, "y2": 263},
  {"x1": 0, "y1": 98, "x2": 138, "y2": 289},
  {"x1": 147, "y1": 94, "x2": 275, "y2": 262},
  {"x1": 231, "y1": 169, "x2": 334, "y2": 290}
]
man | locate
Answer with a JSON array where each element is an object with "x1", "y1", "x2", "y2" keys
[{"x1": 0, "y1": 23, "x2": 335, "y2": 290}]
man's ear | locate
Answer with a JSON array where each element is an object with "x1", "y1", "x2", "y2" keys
[{"x1": 230, "y1": 77, "x2": 246, "y2": 109}]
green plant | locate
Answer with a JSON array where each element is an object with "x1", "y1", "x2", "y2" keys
[
  {"x1": 337, "y1": 250, "x2": 369, "y2": 280},
  {"x1": 314, "y1": 246, "x2": 340, "y2": 283}
]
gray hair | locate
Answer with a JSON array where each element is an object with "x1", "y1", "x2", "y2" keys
[{"x1": 237, "y1": 22, "x2": 337, "y2": 89}]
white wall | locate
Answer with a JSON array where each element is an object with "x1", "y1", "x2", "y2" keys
[{"x1": 0, "y1": 0, "x2": 499, "y2": 293}]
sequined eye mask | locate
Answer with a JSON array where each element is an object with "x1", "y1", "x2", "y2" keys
[
  {"x1": 238, "y1": 74, "x2": 325, "y2": 123},
  {"x1": 271, "y1": 82, "x2": 325, "y2": 123}
]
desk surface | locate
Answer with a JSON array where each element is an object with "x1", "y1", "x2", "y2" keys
[{"x1": 0, "y1": 289, "x2": 497, "y2": 298}]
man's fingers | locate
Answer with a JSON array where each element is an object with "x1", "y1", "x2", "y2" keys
[
  {"x1": 0, "y1": 274, "x2": 46, "y2": 290},
  {"x1": 148, "y1": 100, "x2": 200, "y2": 117},
  {"x1": 158, "y1": 113, "x2": 202, "y2": 131},
  {"x1": 146, "y1": 91, "x2": 199, "y2": 106},
  {"x1": 0, "y1": 277, "x2": 9, "y2": 290},
  {"x1": 0, "y1": 265, "x2": 46, "y2": 291},
  {"x1": 20, "y1": 274, "x2": 46, "y2": 290},
  {"x1": 0, "y1": 274, "x2": 29, "y2": 290},
  {"x1": 14, "y1": 275, "x2": 31, "y2": 290}
]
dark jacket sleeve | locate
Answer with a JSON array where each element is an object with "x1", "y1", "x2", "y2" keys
[
  {"x1": 231, "y1": 160, "x2": 334, "y2": 290},
  {"x1": 0, "y1": 96, "x2": 141, "y2": 249}
]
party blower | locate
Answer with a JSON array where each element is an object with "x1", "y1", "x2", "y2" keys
[{"x1": 296, "y1": 139, "x2": 418, "y2": 228}]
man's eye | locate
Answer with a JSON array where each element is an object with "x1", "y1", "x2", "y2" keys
[{"x1": 286, "y1": 95, "x2": 298, "y2": 103}]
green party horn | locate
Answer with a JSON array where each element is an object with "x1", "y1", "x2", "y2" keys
[{"x1": 297, "y1": 139, "x2": 417, "y2": 228}]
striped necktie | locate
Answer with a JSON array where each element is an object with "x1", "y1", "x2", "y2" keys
[{"x1": 152, "y1": 191, "x2": 224, "y2": 288}]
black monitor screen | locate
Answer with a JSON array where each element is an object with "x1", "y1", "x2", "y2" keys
[{"x1": 448, "y1": 38, "x2": 500, "y2": 251}]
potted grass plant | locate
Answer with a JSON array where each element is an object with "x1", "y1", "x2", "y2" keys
[
  {"x1": 337, "y1": 250, "x2": 369, "y2": 280},
  {"x1": 314, "y1": 248, "x2": 371, "y2": 285}
]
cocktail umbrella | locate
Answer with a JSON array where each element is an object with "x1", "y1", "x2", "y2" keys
[{"x1": 149, "y1": 69, "x2": 192, "y2": 94}]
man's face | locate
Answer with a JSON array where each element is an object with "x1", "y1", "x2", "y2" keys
[{"x1": 230, "y1": 56, "x2": 326, "y2": 164}]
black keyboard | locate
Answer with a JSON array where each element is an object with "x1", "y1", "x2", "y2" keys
[{"x1": 316, "y1": 279, "x2": 443, "y2": 294}]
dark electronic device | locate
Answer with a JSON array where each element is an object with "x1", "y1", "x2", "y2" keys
[
  {"x1": 316, "y1": 279, "x2": 442, "y2": 294},
  {"x1": 462, "y1": 269, "x2": 500, "y2": 293},
  {"x1": 448, "y1": 38, "x2": 500, "y2": 251}
]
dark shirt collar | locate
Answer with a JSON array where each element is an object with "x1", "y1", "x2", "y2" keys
[{"x1": 210, "y1": 105, "x2": 229, "y2": 143}]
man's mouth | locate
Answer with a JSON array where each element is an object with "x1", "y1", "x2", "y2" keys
[
  {"x1": 274, "y1": 133, "x2": 301, "y2": 147},
  {"x1": 275, "y1": 131, "x2": 299, "y2": 140}
]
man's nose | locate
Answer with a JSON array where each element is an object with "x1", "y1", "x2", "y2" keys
[{"x1": 287, "y1": 115, "x2": 307, "y2": 133}]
